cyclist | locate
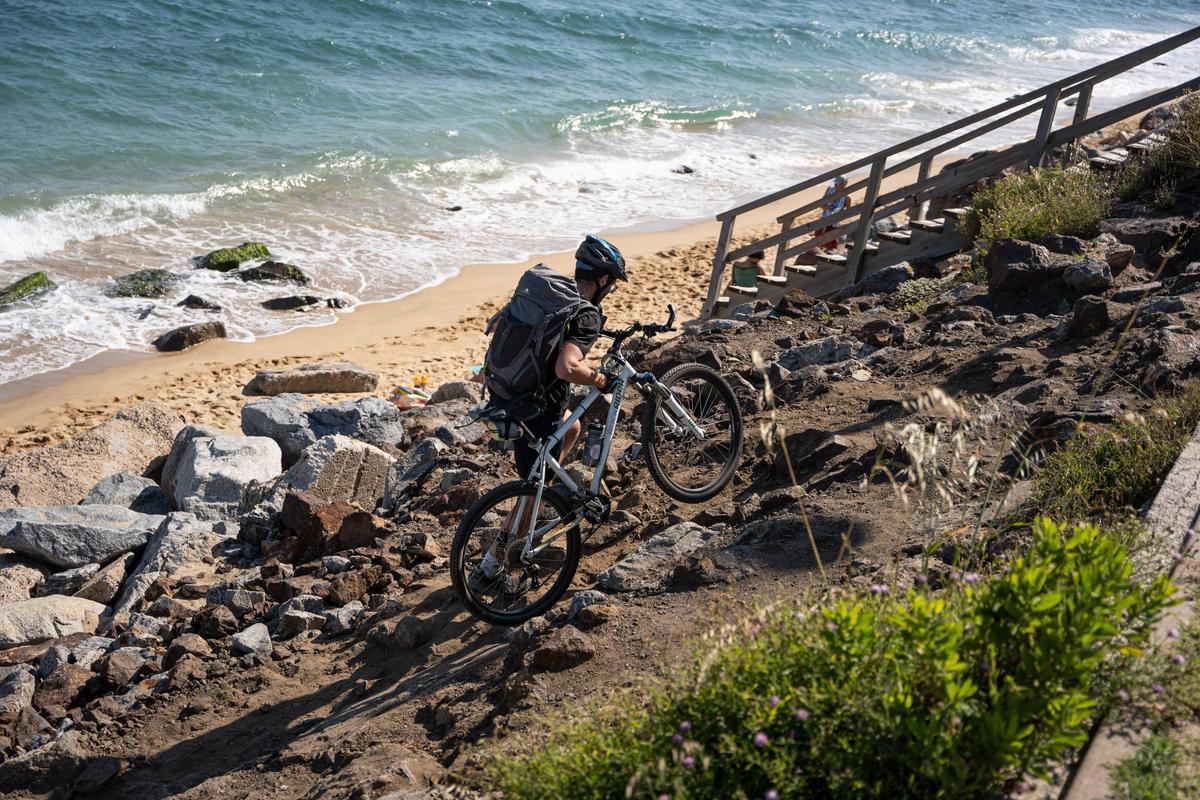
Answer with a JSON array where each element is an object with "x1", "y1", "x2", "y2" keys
[{"x1": 470, "y1": 234, "x2": 628, "y2": 593}]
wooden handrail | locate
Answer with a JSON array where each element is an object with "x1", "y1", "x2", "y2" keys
[{"x1": 701, "y1": 25, "x2": 1200, "y2": 319}]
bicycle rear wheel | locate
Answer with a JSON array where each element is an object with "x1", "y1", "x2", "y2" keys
[
  {"x1": 642, "y1": 363, "x2": 743, "y2": 503},
  {"x1": 450, "y1": 481, "x2": 581, "y2": 626}
]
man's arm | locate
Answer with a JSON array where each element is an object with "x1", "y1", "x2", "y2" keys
[{"x1": 555, "y1": 342, "x2": 606, "y2": 389}]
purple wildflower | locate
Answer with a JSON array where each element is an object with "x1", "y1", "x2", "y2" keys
[
  {"x1": 672, "y1": 733, "x2": 683, "y2": 745},
  {"x1": 1117, "y1": 689, "x2": 1130, "y2": 703},
  {"x1": 795, "y1": 708, "x2": 809, "y2": 722},
  {"x1": 1173, "y1": 653, "x2": 1187, "y2": 667},
  {"x1": 659, "y1": 795, "x2": 671, "y2": 800},
  {"x1": 769, "y1": 695, "x2": 781, "y2": 708},
  {"x1": 914, "y1": 573, "x2": 928, "y2": 585},
  {"x1": 766, "y1": 790, "x2": 780, "y2": 800},
  {"x1": 1153, "y1": 683, "x2": 1165, "y2": 696},
  {"x1": 754, "y1": 731, "x2": 769, "y2": 749},
  {"x1": 1172, "y1": 551, "x2": 1185, "y2": 562},
  {"x1": 870, "y1": 584, "x2": 889, "y2": 596},
  {"x1": 679, "y1": 720, "x2": 692, "y2": 734},
  {"x1": 963, "y1": 572, "x2": 980, "y2": 585},
  {"x1": 682, "y1": 755, "x2": 695, "y2": 769},
  {"x1": 827, "y1": 621, "x2": 838, "y2": 633},
  {"x1": 1167, "y1": 627, "x2": 1180, "y2": 639}
]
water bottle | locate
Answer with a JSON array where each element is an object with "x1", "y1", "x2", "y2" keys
[{"x1": 581, "y1": 422, "x2": 604, "y2": 467}]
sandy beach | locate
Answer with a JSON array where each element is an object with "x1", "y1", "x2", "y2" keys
[{"x1": 0, "y1": 155, "x2": 953, "y2": 451}]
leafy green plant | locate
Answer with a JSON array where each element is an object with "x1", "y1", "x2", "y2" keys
[
  {"x1": 1031, "y1": 383, "x2": 1200, "y2": 521},
  {"x1": 961, "y1": 166, "x2": 1112, "y2": 256},
  {"x1": 487, "y1": 519, "x2": 1173, "y2": 800}
]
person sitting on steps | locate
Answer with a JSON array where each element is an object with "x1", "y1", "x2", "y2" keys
[{"x1": 727, "y1": 249, "x2": 767, "y2": 291}]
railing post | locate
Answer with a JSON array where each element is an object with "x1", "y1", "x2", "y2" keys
[
  {"x1": 1072, "y1": 83, "x2": 1094, "y2": 126},
  {"x1": 1029, "y1": 89, "x2": 1062, "y2": 168},
  {"x1": 849, "y1": 157, "x2": 886, "y2": 283},
  {"x1": 773, "y1": 215, "x2": 793, "y2": 277},
  {"x1": 908, "y1": 157, "x2": 932, "y2": 223},
  {"x1": 702, "y1": 216, "x2": 735, "y2": 320}
]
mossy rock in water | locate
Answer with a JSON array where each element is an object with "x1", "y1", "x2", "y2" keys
[
  {"x1": 200, "y1": 241, "x2": 270, "y2": 272},
  {"x1": 239, "y1": 261, "x2": 309, "y2": 285},
  {"x1": 0, "y1": 271, "x2": 57, "y2": 308},
  {"x1": 107, "y1": 268, "x2": 181, "y2": 298}
]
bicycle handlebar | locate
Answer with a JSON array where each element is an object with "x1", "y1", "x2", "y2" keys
[{"x1": 601, "y1": 304, "x2": 676, "y2": 345}]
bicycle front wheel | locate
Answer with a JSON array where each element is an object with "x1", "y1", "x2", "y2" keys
[
  {"x1": 642, "y1": 363, "x2": 743, "y2": 503},
  {"x1": 450, "y1": 481, "x2": 581, "y2": 626}
]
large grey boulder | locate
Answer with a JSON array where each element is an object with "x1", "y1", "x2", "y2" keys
[
  {"x1": 107, "y1": 512, "x2": 238, "y2": 621},
  {"x1": 378, "y1": 438, "x2": 447, "y2": 512},
  {"x1": 0, "y1": 505, "x2": 165, "y2": 569},
  {"x1": 230, "y1": 623, "x2": 272, "y2": 656},
  {"x1": 246, "y1": 361, "x2": 378, "y2": 396},
  {"x1": 836, "y1": 263, "x2": 913, "y2": 300},
  {"x1": 152, "y1": 321, "x2": 227, "y2": 352},
  {"x1": 985, "y1": 239, "x2": 1056, "y2": 291},
  {"x1": 269, "y1": 435, "x2": 394, "y2": 509},
  {"x1": 777, "y1": 336, "x2": 872, "y2": 371},
  {"x1": 241, "y1": 393, "x2": 406, "y2": 466},
  {"x1": 1097, "y1": 216, "x2": 1197, "y2": 262},
  {"x1": 170, "y1": 435, "x2": 282, "y2": 520},
  {"x1": 0, "y1": 402, "x2": 184, "y2": 510},
  {"x1": 160, "y1": 424, "x2": 231, "y2": 502},
  {"x1": 428, "y1": 380, "x2": 482, "y2": 405},
  {"x1": 1062, "y1": 258, "x2": 1113, "y2": 293},
  {"x1": 82, "y1": 472, "x2": 170, "y2": 515},
  {"x1": 0, "y1": 596, "x2": 106, "y2": 648},
  {"x1": 596, "y1": 522, "x2": 720, "y2": 592}
]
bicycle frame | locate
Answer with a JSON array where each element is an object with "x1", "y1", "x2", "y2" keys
[{"x1": 511, "y1": 349, "x2": 705, "y2": 563}]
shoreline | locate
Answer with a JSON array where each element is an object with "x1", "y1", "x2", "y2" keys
[{"x1": 0, "y1": 165, "x2": 863, "y2": 448}]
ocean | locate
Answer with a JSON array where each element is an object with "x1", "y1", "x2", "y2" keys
[{"x1": 0, "y1": 0, "x2": 1197, "y2": 387}]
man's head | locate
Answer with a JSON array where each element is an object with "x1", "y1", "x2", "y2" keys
[{"x1": 574, "y1": 234, "x2": 627, "y2": 305}]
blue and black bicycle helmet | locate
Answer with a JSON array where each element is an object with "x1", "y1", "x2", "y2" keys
[{"x1": 575, "y1": 234, "x2": 627, "y2": 282}]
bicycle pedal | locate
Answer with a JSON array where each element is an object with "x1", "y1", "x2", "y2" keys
[{"x1": 582, "y1": 494, "x2": 611, "y2": 524}]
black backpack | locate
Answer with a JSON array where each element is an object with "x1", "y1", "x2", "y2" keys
[{"x1": 483, "y1": 265, "x2": 592, "y2": 403}]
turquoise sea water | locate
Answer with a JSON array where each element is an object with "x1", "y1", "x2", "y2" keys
[{"x1": 0, "y1": 0, "x2": 1197, "y2": 384}]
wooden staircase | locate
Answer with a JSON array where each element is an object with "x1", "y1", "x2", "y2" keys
[
  {"x1": 712, "y1": 208, "x2": 972, "y2": 317},
  {"x1": 700, "y1": 25, "x2": 1200, "y2": 320}
]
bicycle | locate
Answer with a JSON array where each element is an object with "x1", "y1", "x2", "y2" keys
[{"x1": 450, "y1": 304, "x2": 744, "y2": 625}]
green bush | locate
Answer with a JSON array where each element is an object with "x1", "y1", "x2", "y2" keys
[
  {"x1": 962, "y1": 167, "x2": 1112, "y2": 253},
  {"x1": 1116, "y1": 97, "x2": 1200, "y2": 203},
  {"x1": 489, "y1": 519, "x2": 1173, "y2": 800},
  {"x1": 896, "y1": 277, "x2": 952, "y2": 311},
  {"x1": 1031, "y1": 384, "x2": 1200, "y2": 521}
]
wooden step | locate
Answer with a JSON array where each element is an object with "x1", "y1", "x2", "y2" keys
[
  {"x1": 784, "y1": 264, "x2": 817, "y2": 278},
  {"x1": 941, "y1": 207, "x2": 972, "y2": 221},
  {"x1": 756, "y1": 275, "x2": 787, "y2": 289},
  {"x1": 728, "y1": 284, "x2": 758, "y2": 299},
  {"x1": 909, "y1": 218, "x2": 945, "y2": 234},
  {"x1": 876, "y1": 230, "x2": 911, "y2": 245},
  {"x1": 814, "y1": 252, "x2": 848, "y2": 268}
]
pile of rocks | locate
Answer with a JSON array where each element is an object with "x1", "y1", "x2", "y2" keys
[{"x1": 0, "y1": 369, "x2": 504, "y2": 776}]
